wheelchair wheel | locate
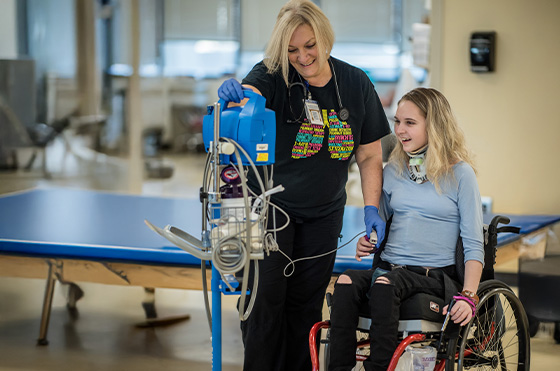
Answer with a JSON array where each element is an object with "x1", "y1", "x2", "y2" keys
[{"x1": 455, "y1": 280, "x2": 530, "y2": 370}]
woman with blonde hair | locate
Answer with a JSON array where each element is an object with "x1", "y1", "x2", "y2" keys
[
  {"x1": 328, "y1": 87, "x2": 484, "y2": 370},
  {"x1": 217, "y1": 1, "x2": 390, "y2": 369}
]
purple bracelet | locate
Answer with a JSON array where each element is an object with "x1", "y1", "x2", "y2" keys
[{"x1": 453, "y1": 295, "x2": 477, "y2": 317}]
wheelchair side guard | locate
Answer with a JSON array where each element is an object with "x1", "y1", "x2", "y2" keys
[{"x1": 399, "y1": 293, "x2": 447, "y2": 322}]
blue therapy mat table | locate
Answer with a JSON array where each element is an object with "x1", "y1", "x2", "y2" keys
[{"x1": 1, "y1": 187, "x2": 559, "y2": 344}]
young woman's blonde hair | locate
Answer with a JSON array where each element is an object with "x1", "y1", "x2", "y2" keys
[
  {"x1": 263, "y1": 0, "x2": 335, "y2": 86},
  {"x1": 389, "y1": 87, "x2": 476, "y2": 192}
]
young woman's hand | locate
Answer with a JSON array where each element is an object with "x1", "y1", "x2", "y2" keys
[
  {"x1": 355, "y1": 235, "x2": 376, "y2": 261},
  {"x1": 442, "y1": 300, "x2": 473, "y2": 326}
]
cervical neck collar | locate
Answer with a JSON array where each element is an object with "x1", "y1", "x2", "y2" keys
[{"x1": 406, "y1": 145, "x2": 428, "y2": 184}]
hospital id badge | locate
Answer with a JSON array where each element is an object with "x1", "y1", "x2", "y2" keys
[{"x1": 304, "y1": 99, "x2": 323, "y2": 126}]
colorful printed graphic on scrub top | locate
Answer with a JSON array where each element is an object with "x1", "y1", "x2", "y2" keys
[
  {"x1": 291, "y1": 109, "x2": 354, "y2": 160},
  {"x1": 292, "y1": 121, "x2": 325, "y2": 159},
  {"x1": 326, "y1": 109, "x2": 353, "y2": 160}
]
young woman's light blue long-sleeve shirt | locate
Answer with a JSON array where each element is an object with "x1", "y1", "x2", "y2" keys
[{"x1": 379, "y1": 161, "x2": 484, "y2": 267}]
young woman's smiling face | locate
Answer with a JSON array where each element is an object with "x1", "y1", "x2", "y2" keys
[
  {"x1": 288, "y1": 23, "x2": 329, "y2": 84},
  {"x1": 394, "y1": 100, "x2": 428, "y2": 153}
]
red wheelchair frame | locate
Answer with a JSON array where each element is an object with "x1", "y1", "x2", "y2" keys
[{"x1": 310, "y1": 323, "x2": 433, "y2": 371}]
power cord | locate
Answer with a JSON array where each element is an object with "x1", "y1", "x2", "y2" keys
[{"x1": 276, "y1": 230, "x2": 366, "y2": 277}]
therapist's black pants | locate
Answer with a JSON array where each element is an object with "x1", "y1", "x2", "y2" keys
[{"x1": 240, "y1": 207, "x2": 344, "y2": 371}]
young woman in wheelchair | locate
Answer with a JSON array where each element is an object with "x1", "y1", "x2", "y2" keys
[{"x1": 328, "y1": 87, "x2": 484, "y2": 371}]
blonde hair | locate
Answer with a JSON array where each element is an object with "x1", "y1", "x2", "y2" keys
[
  {"x1": 263, "y1": 0, "x2": 334, "y2": 86},
  {"x1": 389, "y1": 87, "x2": 476, "y2": 192}
]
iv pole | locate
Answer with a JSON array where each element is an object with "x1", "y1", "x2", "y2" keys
[{"x1": 210, "y1": 101, "x2": 223, "y2": 371}]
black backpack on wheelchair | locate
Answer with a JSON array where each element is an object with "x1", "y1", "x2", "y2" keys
[{"x1": 310, "y1": 215, "x2": 531, "y2": 371}]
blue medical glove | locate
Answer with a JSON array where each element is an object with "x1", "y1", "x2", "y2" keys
[
  {"x1": 364, "y1": 205, "x2": 386, "y2": 246},
  {"x1": 217, "y1": 78, "x2": 244, "y2": 103}
]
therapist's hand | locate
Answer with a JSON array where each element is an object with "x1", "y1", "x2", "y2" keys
[
  {"x1": 218, "y1": 78, "x2": 244, "y2": 103},
  {"x1": 364, "y1": 205, "x2": 386, "y2": 246}
]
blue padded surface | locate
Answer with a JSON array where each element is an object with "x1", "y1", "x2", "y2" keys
[
  {"x1": 1, "y1": 188, "x2": 559, "y2": 274},
  {"x1": 0, "y1": 188, "x2": 203, "y2": 266}
]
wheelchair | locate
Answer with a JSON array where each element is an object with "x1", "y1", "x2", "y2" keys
[{"x1": 309, "y1": 216, "x2": 531, "y2": 371}]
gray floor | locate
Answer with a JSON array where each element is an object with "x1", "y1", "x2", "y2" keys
[{"x1": 1, "y1": 135, "x2": 559, "y2": 370}]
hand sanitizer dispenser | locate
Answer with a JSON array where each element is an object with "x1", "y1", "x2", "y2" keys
[{"x1": 470, "y1": 31, "x2": 496, "y2": 73}]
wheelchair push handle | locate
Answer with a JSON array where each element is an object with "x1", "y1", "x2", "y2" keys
[
  {"x1": 489, "y1": 215, "x2": 521, "y2": 237},
  {"x1": 490, "y1": 215, "x2": 510, "y2": 228}
]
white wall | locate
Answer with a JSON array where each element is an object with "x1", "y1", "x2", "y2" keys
[
  {"x1": 0, "y1": 0, "x2": 17, "y2": 59},
  {"x1": 437, "y1": 0, "x2": 560, "y2": 214}
]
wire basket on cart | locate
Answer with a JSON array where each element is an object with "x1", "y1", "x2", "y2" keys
[{"x1": 208, "y1": 200, "x2": 267, "y2": 274}]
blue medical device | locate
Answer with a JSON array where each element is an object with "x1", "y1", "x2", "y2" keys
[
  {"x1": 148, "y1": 89, "x2": 278, "y2": 371},
  {"x1": 202, "y1": 90, "x2": 276, "y2": 165},
  {"x1": 200, "y1": 90, "x2": 276, "y2": 371}
]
